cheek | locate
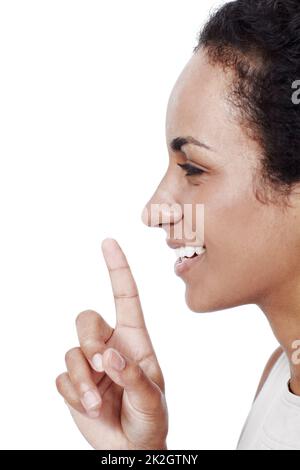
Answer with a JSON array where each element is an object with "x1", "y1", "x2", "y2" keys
[
  {"x1": 184, "y1": 198, "x2": 290, "y2": 311},
  {"x1": 205, "y1": 196, "x2": 283, "y2": 280},
  {"x1": 203, "y1": 195, "x2": 258, "y2": 254}
]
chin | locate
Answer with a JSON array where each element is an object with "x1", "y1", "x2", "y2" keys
[
  {"x1": 184, "y1": 288, "x2": 214, "y2": 313},
  {"x1": 184, "y1": 286, "x2": 239, "y2": 314}
]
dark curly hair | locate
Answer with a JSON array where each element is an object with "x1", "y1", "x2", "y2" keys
[{"x1": 194, "y1": 0, "x2": 300, "y2": 206}]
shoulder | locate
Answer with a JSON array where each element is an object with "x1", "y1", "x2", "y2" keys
[{"x1": 253, "y1": 346, "x2": 284, "y2": 402}]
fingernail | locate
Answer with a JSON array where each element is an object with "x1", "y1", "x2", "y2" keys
[
  {"x1": 92, "y1": 353, "x2": 104, "y2": 372},
  {"x1": 109, "y1": 348, "x2": 126, "y2": 371},
  {"x1": 81, "y1": 390, "x2": 101, "y2": 411}
]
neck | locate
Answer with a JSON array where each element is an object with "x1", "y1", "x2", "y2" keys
[{"x1": 258, "y1": 277, "x2": 300, "y2": 396}]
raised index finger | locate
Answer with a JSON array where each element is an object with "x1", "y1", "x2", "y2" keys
[{"x1": 101, "y1": 238, "x2": 146, "y2": 329}]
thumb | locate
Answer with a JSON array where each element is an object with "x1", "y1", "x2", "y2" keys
[{"x1": 102, "y1": 348, "x2": 164, "y2": 415}]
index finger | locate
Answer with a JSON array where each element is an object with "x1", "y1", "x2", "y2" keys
[{"x1": 101, "y1": 238, "x2": 146, "y2": 329}]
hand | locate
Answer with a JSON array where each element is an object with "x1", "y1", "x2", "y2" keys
[{"x1": 56, "y1": 238, "x2": 168, "y2": 450}]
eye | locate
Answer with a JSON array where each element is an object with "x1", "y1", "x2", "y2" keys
[{"x1": 177, "y1": 162, "x2": 204, "y2": 177}]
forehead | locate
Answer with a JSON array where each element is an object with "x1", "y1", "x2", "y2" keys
[{"x1": 165, "y1": 48, "x2": 240, "y2": 151}]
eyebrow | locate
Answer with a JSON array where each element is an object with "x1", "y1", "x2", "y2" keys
[{"x1": 170, "y1": 136, "x2": 214, "y2": 153}]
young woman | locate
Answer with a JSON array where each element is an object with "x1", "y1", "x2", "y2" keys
[{"x1": 56, "y1": 0, "x2": 300, "y2": 450}]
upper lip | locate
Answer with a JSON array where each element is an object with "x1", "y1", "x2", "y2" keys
[{"x1": 166, "y1": 239, "x2": 206, "y2": 249}]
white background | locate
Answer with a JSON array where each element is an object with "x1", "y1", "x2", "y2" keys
[{"x1": 0, "y1": 0, "x2": 278, "y2": 449}]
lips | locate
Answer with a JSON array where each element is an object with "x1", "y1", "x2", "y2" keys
[
  {"x1": 174, "y1": 247, "x2": 206, "y2": 276},
  {"x1": 165, "y1": 239, "x2": 206, "y2": 276}
]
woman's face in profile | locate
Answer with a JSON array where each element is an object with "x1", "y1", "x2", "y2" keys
[{"x1": 142, "y1": 47, "x2": 300, "y2": 313}]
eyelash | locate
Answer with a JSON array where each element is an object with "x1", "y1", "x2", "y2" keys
[{"x1": 177, "y1": 162, "x2": 204, "y2": 177}]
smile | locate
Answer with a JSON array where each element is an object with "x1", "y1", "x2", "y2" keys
[{"x1": 174, "y1": 245, "x2": 206, "y2": 276}]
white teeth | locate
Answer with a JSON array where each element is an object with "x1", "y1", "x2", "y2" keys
[
  {"x1": 175, "y1": 245, "x2": 206, "y2": 260},
  {"x1": 185, "y1": 246, "x2": 196, "y2": 258},
  {"x1": 195, "y1": 246, "x2": 206, "y2": 255}
]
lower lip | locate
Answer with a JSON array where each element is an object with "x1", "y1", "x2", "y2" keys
[{"x1": 174, "y1": 250, "x2": 206, "y2": 276}]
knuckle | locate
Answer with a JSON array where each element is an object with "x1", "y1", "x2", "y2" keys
[
  {"x1": 148, "y1": 388, "x2": 166, "y2": 415},
  {"x1": 131, "y1": 365, "x2": 164, "y2": 401},
  {"x1": 64, "y1": 347, "x2": 80, "y2": 364},
  {"x1": 66, "y1": 398, "x2": 82, "y2": 412},
  {"x1": 144, "y1": 361, "x2": 165, "y2": 393},
  {"x1": 80, "y1": 337, "x2": 102, "y2": 355},
  {"x1": 154, "y1": 371, "x2": 165, "y2": 393},
  {"x1": 75, "y1": 309, "x2": 98, "y2": 325},
  {"x1": 69, "y1": 371, "x2": 82, "y2": 387},
  {"x1": 131, "y1": 363, "x2": 144, "y2": 382},
  {"x1": 148, "y1": 383, "x2": 161, "y2": 401},
  {"x1": 55, "y1": 373, "x2": 67, "y2": 393}
]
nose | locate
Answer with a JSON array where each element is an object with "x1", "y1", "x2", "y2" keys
[{"x1": 141, "y1": 181, "x2": 182, "y2": 231}]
